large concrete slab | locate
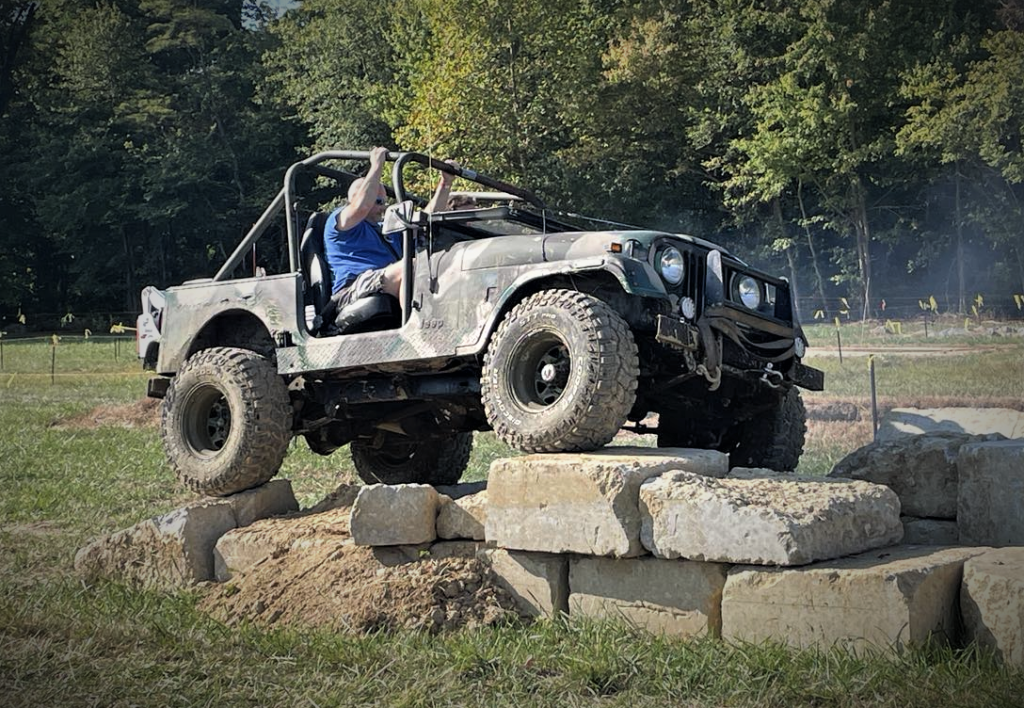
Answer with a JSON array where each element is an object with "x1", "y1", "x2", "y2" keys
[
  {"x1": 485, "y1": 448, "x2": 728, "y2": 558},
  {"x1": 829, "y1": 433, "x2": 1001, "y2": 519},
  {"x1": 722, "y1": 545, "x2": 989, "y2": 650},
  {"x1": 569, "y1": 556, "x2": 728, "y2": 637},
  {"x1": 878, "y1": 407, "x2": 1024, "y2": 442},
  {"x1": 436, "y1": 490, "x2": 487, "y2": 541},
  {"x1": 640, "y1": 469, "x2": 902, "y2": 566},
  {"x1": 224, "y1": 479, "x2": 299, "y2": 527},
  {"x1": 350, "y1": 484, "x2": 439, "y2": 546},
  {"x1": 477, "y1": 548, "x2": 568, "y2": 618},
  {"x1": 958, "y1": 440, "x2": 1024, "y2": 546},
  {"x1": 75, "y1": 501, "x2": 237, "y2": 589},
  {"x1": 961, "y1": 547, "x2": 1024, "y2": 668}
]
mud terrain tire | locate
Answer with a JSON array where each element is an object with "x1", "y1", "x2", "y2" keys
[
  {"x1": 350, "y1": 432, "x2": 473, "y2": 485},
  {"x1": 728, "y1": 386, "x2": 807, "y2": 471},
  {"x1": 162, "y1": 347, "x2": 292, "y2": 496},
  {"x1": 481, "y1": 289, "x2": 638, "y2": 452}
]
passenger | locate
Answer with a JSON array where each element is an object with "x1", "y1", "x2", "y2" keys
[
  {"x1": 446, "y1": 194, "x2": 478, "y2": 211},
  {"x1": 323, "y1": 147, "x2": 457, "y2": 314}
]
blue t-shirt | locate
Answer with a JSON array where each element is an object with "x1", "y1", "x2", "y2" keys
[{"x1": 323, "y1": 207, "x2": 402, "y2": 294}]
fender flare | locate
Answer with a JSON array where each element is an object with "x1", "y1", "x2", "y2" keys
[{"x1": 468, "y1": 256, "x2": 668, "y2": 356}]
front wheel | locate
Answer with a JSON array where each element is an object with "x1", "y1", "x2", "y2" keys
[
  {"x1": 727, "y1": 387, "x2": 807, "y2": 471},
  {"x1": 481, "y1": 289, "x2": 638, "y2": 453},
  {"x1": 161, "y1": 347, "x2": 292, "y2": 496},
  {"x1": 350, "y1": 431, "x2": 473, "y2": 486}
]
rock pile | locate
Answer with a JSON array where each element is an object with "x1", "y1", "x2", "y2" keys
[{"x1": 74, "y1": 433, "x2": 1024, "y2": 667}]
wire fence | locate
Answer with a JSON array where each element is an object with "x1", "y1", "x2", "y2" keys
[{"x1": 0, "y1": 335, "x2": 142, "y2": 383}]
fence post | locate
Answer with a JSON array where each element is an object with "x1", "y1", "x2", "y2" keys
[
  {"x1": 834, "y1": 317, "x2": 843, "y2": 365},
  {"x1": 869, "y1": 356, "x2": 878, "y2": 441}
]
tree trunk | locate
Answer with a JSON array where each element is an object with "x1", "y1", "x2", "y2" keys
[
  {"x1": 772, "y1": 199, "x2": 801, "y2": 320},
  {"x1": 955, "y1": 164, "x2": 965, "y2": 314},
  {"x1": 797, "y1": 180, "x2": 830, "y2": 314},
  {"x1": 121, "y1": 225, "x2": 135, "y2": 311},
  {"x1": 853, "y1": 180, "x2": 873, "y2": 319}
]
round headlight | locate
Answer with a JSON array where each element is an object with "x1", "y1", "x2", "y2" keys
[
  {"x1": 736, "y1": 276, "x2": 762, "y2": 309},
  {"x1": 659, "y1": 247, "x2": 684, "y2": 285}
]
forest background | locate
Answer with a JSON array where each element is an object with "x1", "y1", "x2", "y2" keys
[{"x1": 1, "y1": 0, "x2": 1023, "y2": 329}]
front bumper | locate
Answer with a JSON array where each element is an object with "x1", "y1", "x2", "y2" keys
[{"x1": 653, "y1": 314, "x2": 824, "y2": 391}]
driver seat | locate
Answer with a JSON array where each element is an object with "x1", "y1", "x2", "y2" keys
[
  {"x1": 299, "y1": 211, "x2": 401, "y2": 336},
  {"x1": 300, "y1": 212, "x2": 331, "y2": 333}
]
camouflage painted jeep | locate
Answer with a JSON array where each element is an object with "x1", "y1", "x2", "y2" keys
[{"x1": 137, "y1": 150, "x2": 824, "y2": 496}]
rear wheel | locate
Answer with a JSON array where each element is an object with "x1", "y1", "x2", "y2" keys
[
  {"x1": 481, "y1": 289, "x2": 638, "y2": 452},
  {"x1": 350, "y1": 432, "x2": 473, "y2": 486},
  {"x1": 162, "y1": 347, "x2": 292, "y2": 496}
]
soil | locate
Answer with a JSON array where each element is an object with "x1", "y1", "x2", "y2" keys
[
  {"x1": 199, "y1": 497, "x2": 523, "y2": 634},
  {"x1": 51, "y1": 397, "x2": 160, "y2": 430}
]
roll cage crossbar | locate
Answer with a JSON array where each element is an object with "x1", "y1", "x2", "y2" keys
[{"x1": 214, "y1": 150, "x2": 546, "y2": 283}]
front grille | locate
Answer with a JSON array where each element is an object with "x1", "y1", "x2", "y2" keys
[{"x1": 683, "y1": 250, "x2": 703, "y2": 314}]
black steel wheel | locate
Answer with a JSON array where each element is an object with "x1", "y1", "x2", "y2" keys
[
  {"x1": 481, "y1": 289, "x2": 638, "y2": 452},
  {"x1": 161, "y1": 347, "x2": 292, "y2": 496}
]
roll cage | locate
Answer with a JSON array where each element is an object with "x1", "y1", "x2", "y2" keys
[{"x1": 213, "y1": 150, "x2": 556, "y2": 284}]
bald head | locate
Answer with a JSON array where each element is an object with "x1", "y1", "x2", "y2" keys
[{"x1": 349, "y1": 177, "x2": 387, "y2": 202}]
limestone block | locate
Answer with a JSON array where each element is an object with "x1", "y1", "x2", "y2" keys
[
  {"x1": 436, "y1": 490, "x2": 487, "y2": 541},
  {"x1": 213, "y1": 507, "x2": 350, "y2": 581},
  {"x1": 961, "y1": 547, "x2": 1024, "y2": 667},
  {"x1": 722, "y1": 545, "x2": 989, "y2": 650},
  {"x1": 350, "y1": 484, "x2": 440, "y2": 546},
  {"x1": 640, "y1": 470, "x2": 902, "y2": 566},
  {"x1": 569, "y1": 556, "x2": 728, "y2": 637},
  {"x1": 902, "y1": 517, "x2": 959, "y2": 546},
  {"x1": 225, "y1": 479, "x2": 299, "y2": 527},
  {"x1": 486, "y1": 448, "x2": 728, "y2": 557},
  {"x1": 958, "y1": 440, "x2": 1024, "y2": 546},
  {"x1": 74, "y1": 501, "x2": 236, "y2": 589},
  {"x1": 878, "y1": 407, "x2": 1024, "y2": 442},
  {"x1": 477, "y1": 548, "x2": 568, "y2": 617},
  {"x1": 830, "y1": 433, "x2": 1002, "y2": 518}
]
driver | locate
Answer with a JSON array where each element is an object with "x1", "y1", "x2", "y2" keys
[{"x1": 323, "y1": 146, "x2": 457, "y2": 314}]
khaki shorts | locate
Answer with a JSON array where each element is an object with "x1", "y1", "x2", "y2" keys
[{"x1": 331, "y1": 267, "x2": 388, "y2": 312}]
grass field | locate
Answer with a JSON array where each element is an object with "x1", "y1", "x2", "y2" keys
[{"x1": 1, "y1": 337, "x2": 1022, "y2": 707}]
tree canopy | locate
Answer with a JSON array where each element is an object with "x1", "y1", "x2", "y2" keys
[{"x1": 2, "y1": 0, "x2": 1022, "y2": 325}]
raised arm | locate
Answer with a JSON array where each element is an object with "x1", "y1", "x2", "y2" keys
[
  {"x1": 424, "y1": 160, "x2": 460, "y2": 214},
  {"x1": 336, "y1": 146, "x2": 388, "y2": 231}
]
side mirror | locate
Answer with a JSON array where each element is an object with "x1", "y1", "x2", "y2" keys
[{"x1": 381, "y1": 200, "x2": 418, "y2": 235}]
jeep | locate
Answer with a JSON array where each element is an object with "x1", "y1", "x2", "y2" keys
[{"x1": 137, "y1": 149, "x2": 824, "y2": 496}]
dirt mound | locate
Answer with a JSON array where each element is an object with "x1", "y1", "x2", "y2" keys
[
  {"x1": 52, "y1": 397, "x2": 160, "y2": 430},
  {"x1": 201, "y1": 538, "x2": 522, "y2": 634}
]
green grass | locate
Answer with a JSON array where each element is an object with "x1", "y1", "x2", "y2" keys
[
  {"x1": 1, "y1": 340, "x2": 1022, "y2": 707},
  {"x1": 802, "y1": 317, "x2": 1024, "y2": 349},
  {"x1": 802, "y1": 348, "x2": 1024, "y2": 402}
]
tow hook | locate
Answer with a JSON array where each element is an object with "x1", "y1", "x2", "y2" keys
[
  {"x1": 697, "y1": 364, "x2": 722, "y2": 391},
  {"x1": 760, "y1": 365, "x2": 783, "y2": 389}
]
